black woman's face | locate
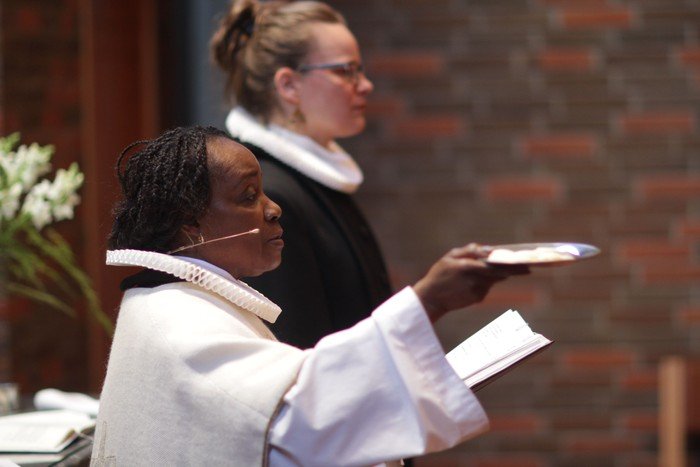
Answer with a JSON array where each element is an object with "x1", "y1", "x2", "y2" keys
[{"x1": 191, "y1": 137, "x2": 284, "y2": 278}]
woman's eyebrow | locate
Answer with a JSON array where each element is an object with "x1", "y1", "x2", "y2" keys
[{"x1": 227, "y1": 167, "x2": 260, "y2": 188}]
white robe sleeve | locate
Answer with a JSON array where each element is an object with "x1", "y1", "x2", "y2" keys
[{"x1": 268, "y1": 287, "x2": 489, "y2": 467}]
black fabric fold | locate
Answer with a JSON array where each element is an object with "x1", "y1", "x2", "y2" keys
[{"x1": 120, "y1": 268, "x2": 184, "y2": 291}]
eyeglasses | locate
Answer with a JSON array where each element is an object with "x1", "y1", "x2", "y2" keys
[{"x1": 297, "y1": 61, "x2": 366, "y2": 86}]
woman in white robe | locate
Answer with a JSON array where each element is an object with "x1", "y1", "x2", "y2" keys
[{"x1": 91, "y1": 126, "x2": 526, "y2": 466}]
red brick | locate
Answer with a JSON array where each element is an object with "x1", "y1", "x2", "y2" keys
[
  {"x1": 519, "y1": 133, "x2": 598, "y2": 158},
  {"x1": 677, "y1": 306, "x2": 700, "y2": 324},
  {"x1": 617, "y1": 110, "x2": 697, "y2": 135},
  {"x1": 47, "y1": 81, "x2": 80, "y2": 107},
  {"x1": 551, "y1": 373, "x2": 611, "y2": 388},
  {"x1": 676, "y1": 218, "x2": 700, "y2": 239},
  {"x1": 489, "y1": 413, "x2": 545, "y2": 433},
  {"x1": 635, "y1": 175, "x2": 700, "y2": 200},
  {"x1": 41, "y1": 108, "x2": 63, "y2": 127},
  {"x1": 620, "y1": 412, "x2": 657, "y2": 432},
  {"x1": 1, "y1": 297, "x2": 31, "y2": 321},
  {"x1": 626, "y1": 458, "x2": 657, "y2": 467},
  {"x1": 610, "y1": 309, "x2": 672, "y2": 328},
  {"x1": 552, "y1": 412, "x2": 610, "y2": 430},
  {"x1": 367, "y1": 52, "x2": 445, "y2": 77},
  {"x1": 49, "y1": 56, "x2": 80, "y2": 80},
  {"x1": 482, "y1": 177, "x2": 564, "y2": 202},
  {"x1": 614, "y1": 239, "x2": 690, "y2": 262},
  {"x1": 621, "y1": 369, "x2": 658, "y2": 391},
  {"x1": 481, "y1": 285, "x2": 545, "y2": 308},
  {"x1": 472, "y1": 458, "x2": 545, "y2": 467},
  {"x1": 562, "y1": 349, "x2": 636, "y2": 370},
  {"x1": 40, "y1": 356, "x2": 65, "y2": 385},
  {"x1": 564, "y1": 433, "x2": 641, "y2": 452},
  {"x1": 537, "y1": 0, "x2": 609, "y2": 5},
  {"x1": 390, "y1": 115, "x2": 466, "y2": 139},
  {"x1": 537, "y1": 48, "x2": 598, "y2": 72},
  {"x1": 640, "y1": 263, "x2": 700, "y2": 284},
  {"x1": 676, "y1": 45, "x2": 700, "y2": 67},
  {"x1": 365, "y1": 95, "x2": 406, "y2": 117},
  {"x1": 58, "y1": 4, "x2": 77, "y2": 35},
  {"x1": 558, "y1": 7, "x2": 635, "y2": 30},
  {"x1": 15, "y1": 6, "x2": 43, "y2": 34}
]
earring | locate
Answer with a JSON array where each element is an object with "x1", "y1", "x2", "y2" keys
[
  {"x1": 197, "y1": 233, "x2": 205, "y2": 245},
  {"x1": 183, "y1": 231, "x2": 196, "y2": 246},
  {"x1": 288, "y1": 107, "x2": 305, "y2": 126}
]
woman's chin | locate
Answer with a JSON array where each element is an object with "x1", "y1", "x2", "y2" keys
[
  {"x1": 262, "y1": 257, "x2": 283, "y2": 275},
  {"x1": 338, "y1": 120, "x2": 366, "y2": 139}
]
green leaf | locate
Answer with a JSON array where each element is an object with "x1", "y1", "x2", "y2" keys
[
  {"x1": 0, "y1": 133, "x2": 113, "y2": 335},
  {"x1": 5, "y1": 282, "x2": 76, "y2": 318},
  {"x1": 0, "y1": 133, "x2": 20, "y2": 153},
  {"x1": 25, "y1": 227, "x2": 113, "y2": 334}
]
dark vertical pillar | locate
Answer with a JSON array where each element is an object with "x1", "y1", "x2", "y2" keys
[{"x1": 79, "y1": 0, "x2": 159, "y2": 392}]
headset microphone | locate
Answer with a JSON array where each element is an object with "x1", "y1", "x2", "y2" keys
[{"x1": 167, "y1": 228, "x2": 260, "y2": 255}]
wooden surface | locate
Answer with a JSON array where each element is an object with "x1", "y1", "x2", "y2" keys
[
  {"x1": 659, "y1": 357, "x2": 700, "y2": 467},
  {"x1": 78, "y1": 0, "x2": 160, "y2": 392}
]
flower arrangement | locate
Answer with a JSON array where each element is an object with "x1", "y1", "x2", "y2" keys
[{"x1": 0, "y1": 133, "x2": 112, "y2": 332}]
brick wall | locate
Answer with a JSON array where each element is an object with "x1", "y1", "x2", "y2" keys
[
  {"x1": 0, "y1": 0, "x2": 698, "y2": 462},
  {"x1": 334, "y1": 0, "x2": 700, "y2": 465},
  {"x1": 0, "y1": 0, "x2": 88, "y2": 392}
]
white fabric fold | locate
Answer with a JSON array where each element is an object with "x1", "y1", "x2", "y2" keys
[
  {"x1": 268, "y1": 287, "x2": 489, "y2": 466},
  {"x1": 225, "y1": 106, "x2": 363, "y2": 194},
  {"x1": 105, "y1": 249, "x2": 281, "y2": 323}
]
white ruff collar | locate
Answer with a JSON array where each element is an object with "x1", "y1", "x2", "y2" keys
[
  {"x1": 225, "y1": 107, "x2": 363, "y2": 193},
  {"x1": 106, "y1": 249, "x2": 281, "y2": 323}
]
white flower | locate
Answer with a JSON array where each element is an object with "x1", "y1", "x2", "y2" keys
[
  {"x1": 52, "y1": 201, "x2": 78, "y2": 221},
  {"x1": 0, "y1": 143, "x2": 52, "y2": 192},
  {"x1": 0, "y1": 183, "x2": 23, "y2": 221},
  {"x1": 16, "y1": 143, "x2": 52, "y2": 190},
  {"x1": 0, "y1": 134, "x2": 84, "y2": 230},
  {"x1": 47, "y1": 164, "x2": 83, "y2": 222},
  {"x1": 21, "y1": 190, "x2": 53, "y2": 230}
]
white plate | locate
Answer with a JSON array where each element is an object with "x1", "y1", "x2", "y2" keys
[{"x1": 484, "y1": 242, "x2": 601, "y2": 267}]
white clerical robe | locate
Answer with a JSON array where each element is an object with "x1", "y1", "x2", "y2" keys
[
  {"x1": 93, "y1": 253, "x2": 489, "y2": 466},
  {"x1": 269, "y1": 287, "x2": 489, "y2": 466}
]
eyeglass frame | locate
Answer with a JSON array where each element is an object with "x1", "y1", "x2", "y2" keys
[{"x1": 296, "y1": 61, "x2": 366, "y2": 86}]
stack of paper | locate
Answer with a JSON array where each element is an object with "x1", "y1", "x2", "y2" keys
[{"x1": 0, "y1": 409, "x2": 94, "y2": 453}]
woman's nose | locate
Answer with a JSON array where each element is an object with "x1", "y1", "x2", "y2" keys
[
  {"x1": 356, "y1": 73, "x2": 373, "y2": 95},
  {"x1": 264, "y1": 197, "x2": 282, "y2": 221}
]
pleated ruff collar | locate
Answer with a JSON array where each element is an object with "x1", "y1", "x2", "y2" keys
[
  {"x1": 225, "y1": 106, "x2": 363, "y2": 194},
  {"x1": 106, "y1": 249, "x2": 281, "y2": 323}
]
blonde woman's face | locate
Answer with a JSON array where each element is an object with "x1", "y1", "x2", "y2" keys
[{"x1": 295, "y1": 23, "x2": 373, "y2": 147}]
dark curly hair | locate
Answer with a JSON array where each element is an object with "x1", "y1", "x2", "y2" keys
[{"x1": 108, "y1": 126, "x2": 232, "y2": 252}]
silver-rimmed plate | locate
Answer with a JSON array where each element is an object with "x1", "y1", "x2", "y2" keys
[{"x1": 484, "y1": 242, "x2": 601, "y2": 267}]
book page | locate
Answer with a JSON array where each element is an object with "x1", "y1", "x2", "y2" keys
[
  {"x1": 0, "y1": 410, "x2": 95, "y2": 453},
  {"x1": 0, "y1": 425, "x2": 78, "y2": 452},
  {"x1": 446, "y1": 310, "x2": 533, "y2": 379},
  {"x1": 446, "y1": 309, "x2": 552, "y2": 388}
]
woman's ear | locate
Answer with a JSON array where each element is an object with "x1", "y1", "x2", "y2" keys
[{"x1": 273, "y1": 67, "x2": 301, "y2": 107}]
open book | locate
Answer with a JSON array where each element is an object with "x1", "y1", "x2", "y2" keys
[
  {"x1": 446, "y1": 309, "x2": 552, "y2": 391},
  {"x1": 0, "y1": 409, "x2": 95, "y2": 453}
]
